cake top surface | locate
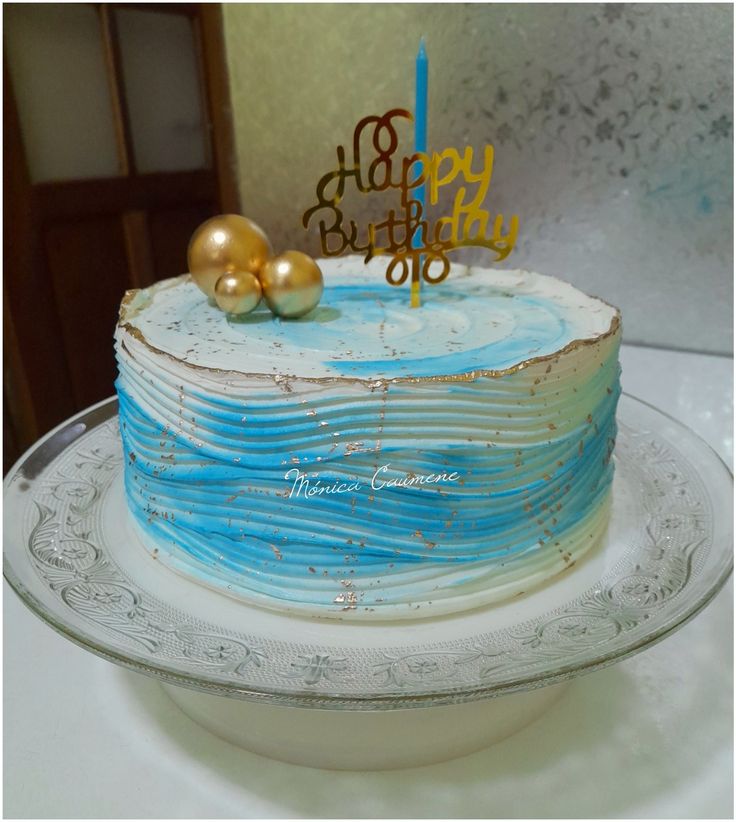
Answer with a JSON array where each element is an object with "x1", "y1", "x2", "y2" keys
[{"x1": 118, "y1": 256, "x2": 619, "y2": 381}]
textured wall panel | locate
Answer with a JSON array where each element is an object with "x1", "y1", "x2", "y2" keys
[{"x1": 223, "y1": 3, "x2": 733, "y2": 353}]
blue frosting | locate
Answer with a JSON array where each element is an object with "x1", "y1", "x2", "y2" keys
[
  {"x1": 116, "y1": 266, "x2": 621, "y2": 615},
  {"x1": 281, "y1": 284, "x2": 567, "y2": 377},
  {"x1": 116, "y1": 350, "x2": 620, "y2": 611},
  {"x1": 128, "y1": 266, "x2": 614, "y2": 383}
]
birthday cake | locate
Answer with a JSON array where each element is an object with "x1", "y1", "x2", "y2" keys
[{"x1": 115, "y1": 255, "x2": 621, "y2": 619}]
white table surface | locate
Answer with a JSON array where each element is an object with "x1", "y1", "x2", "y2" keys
[{"x1": 4, "y1": 343, "x2": 733, "y2": 819}]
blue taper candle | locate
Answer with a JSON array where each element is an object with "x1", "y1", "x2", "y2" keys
[{"x1": 412, "y1": 36, "x2": 428, "y2": 307}]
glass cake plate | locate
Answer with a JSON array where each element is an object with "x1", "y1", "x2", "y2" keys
[{"x1": 3, "y1": 393, "x2": 733, "y2": 713}]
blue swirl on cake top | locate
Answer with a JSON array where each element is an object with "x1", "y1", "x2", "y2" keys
[{"x1": 121, "y1": 257, "x2": 617, "y2": 381}]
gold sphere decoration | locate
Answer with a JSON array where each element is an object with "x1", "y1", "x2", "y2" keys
[
  {"x1": 259, "y1": 251, "x2": 324, "y2": 318},
  {"x1": 214, "y1": 270, "x2": 262, "y2": 315},
  {"x1": 187, "y1": 214, "x2": 272, "y2": 298}
]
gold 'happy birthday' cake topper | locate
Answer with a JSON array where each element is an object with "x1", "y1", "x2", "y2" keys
[{"x1": 302, "y1": 108, "x2": 520, "y2": 307}]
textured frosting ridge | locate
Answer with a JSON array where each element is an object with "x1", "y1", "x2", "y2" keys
[{"x1": 116, "y1": 258, "x2": 621, "y2": 618}]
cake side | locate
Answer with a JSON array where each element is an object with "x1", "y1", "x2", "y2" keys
[{"x1": 115, "y1": 260, "x2": 621, "y2": 618}]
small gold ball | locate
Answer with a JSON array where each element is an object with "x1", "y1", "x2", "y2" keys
[
  {"x1": 259, "y1": 251, "x2": 323, "y2": 318},
  {"x1": 214, "y1": 270, "x2": 262, "y2": 315},
  {"x1": 188, "y1": 214, "x2": 272, "y2": 298}
]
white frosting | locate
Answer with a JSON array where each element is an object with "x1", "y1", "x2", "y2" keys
[
  {"x1": 115, "y1": 258, "x2": 621, "y2": 619},
  {"x1": 119, "y1": 256, "x2": 618, "y2": 381}
]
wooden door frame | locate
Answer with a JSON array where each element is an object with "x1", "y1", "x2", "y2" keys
[
  {"x1": 199, "y1": 4, "x2": 240, "y2": 215},
  {"x1": 3, "y1": 59, "x2": 75, "y2": 452},
  {"x1": 3, "y1": 3, "x2": 239, "y2": 468}
]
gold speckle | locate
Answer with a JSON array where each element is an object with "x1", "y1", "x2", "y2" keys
[{"x1": 334, "y1": 590, "x2": 358, "y2": 609}]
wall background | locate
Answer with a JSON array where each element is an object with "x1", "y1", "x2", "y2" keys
[{"x1": 223, "y1": 3, "x2": 733, "y2": 354}]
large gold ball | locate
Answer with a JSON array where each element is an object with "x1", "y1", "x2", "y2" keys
[
  {"x1": 259, "y1": 251, "x2": 323, "y2": 318},
  {"x1": 187, "y1": 214, "x2": 272, "y2": 298},
  {"x1": 214, "y1": 270, "x2": 262, "y2": 315}
]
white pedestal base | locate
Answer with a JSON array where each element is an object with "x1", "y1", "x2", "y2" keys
[{"x1": 161, "y1": 681, "x2": 569, "y2": 770}]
